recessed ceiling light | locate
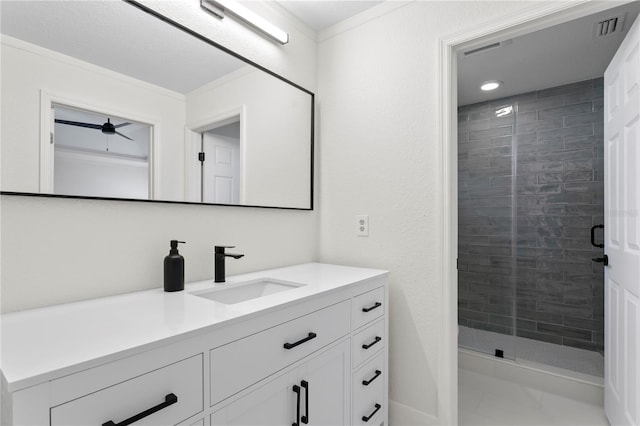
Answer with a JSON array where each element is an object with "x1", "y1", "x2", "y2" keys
[{"x1": 480, "y1": 80, "x2": 502, "y2": 91}]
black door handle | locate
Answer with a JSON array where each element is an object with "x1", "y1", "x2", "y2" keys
[
  {"x1": 362, "y1": 403, "x2": 382, "y2": 422},
  {"x1": 301, "y1": 380, "x2": 309, "y2": 424},
  {"x1": 362, "y1": 370, "x2": 382, "y2": 386},
  {"x1": 362, "y1": 336, "x2": 382, "y2": 350},
  {"x1": 102, "y1": 393, "x2": 178, "y2": 426},
  {"x1": 284, "y1": 332, "x2": 317, "y2": 350},
  {"x1": 591, "y1": 224, "x2": 604, "y2": 248},
  {"x1": 592, "y1": 255, "x2": 609, "y2": 266},
  {"x1": 292, "y1": 385, "x2": 301, "y2": 426}
]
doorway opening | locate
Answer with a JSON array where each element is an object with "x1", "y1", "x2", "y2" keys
[
  {"x1": 51, "y1": 104, "x2": 153, "y2": 199},
  {"x1": 440, "y1": 2, "x2": 640, "y2": 425},
  {"x1": 456, "y1": 1, "x2": 640, "y2": 376}
]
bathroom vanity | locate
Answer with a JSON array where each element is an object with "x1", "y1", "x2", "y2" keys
[{"x1": 1, "y1": 263, "x2": 388, "y2": 426}]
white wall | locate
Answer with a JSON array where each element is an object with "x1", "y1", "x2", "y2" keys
[
  {"x1": 0, "y1": 0, "x2": 318, "y2": 313},
  {"x1": 316, "y1": 1, "x2": 541, "y2": 424},
  {"x1": 54, "y1": 149, "x2": 149, "y2": 199}
]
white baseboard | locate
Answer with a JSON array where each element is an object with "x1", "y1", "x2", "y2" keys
[{"x1": 389, "y1": 399, "x2": 440, "y2": 426}]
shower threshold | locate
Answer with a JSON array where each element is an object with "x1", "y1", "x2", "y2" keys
[{"x1": 458, "y1": 325, "x2": 604, "y2": 378}]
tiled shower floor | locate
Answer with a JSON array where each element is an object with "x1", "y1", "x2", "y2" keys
[{"x1": 459, "y1": 325, "x2": 604, "y2": 377}]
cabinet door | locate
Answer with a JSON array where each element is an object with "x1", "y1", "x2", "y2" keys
[
  {"x1": 212, "y1": 340, "x2": 350, "y2": 426},
  {"x1": 298, "y1": 340, "x2": 351, "y2": 426},
  {"x1": 211, "y1": 369, "x2": 295, "y2": 426}
]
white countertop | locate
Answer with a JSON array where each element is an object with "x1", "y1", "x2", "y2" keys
[{"x1": 1, "y1": 263, "x2": 387, "y2": 392}]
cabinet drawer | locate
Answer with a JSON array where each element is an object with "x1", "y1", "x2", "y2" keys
[
  {"x1": 353, "y1": 353, "x2": 384, "y2": 426},
  {"x1": 210, "y1": 300, "x2": 350, "y2": 405},
  {"x1": 51, "y1": 354, "x2": 203, "y2": 426},
  {"x1": 352, "y1": 287, "x2": 385, "y2": 330},
  {"x1": 352, "y1": 319, "x2": 385, "y2": 368}
]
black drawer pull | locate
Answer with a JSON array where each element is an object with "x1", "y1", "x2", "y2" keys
[
  {"x1": 362, "y1": 302, "x2": 382, "y2": 313},
  {"x1": 301, "y1": 380, "x2": 309, "y2": 424},
  {"x1": 292, "y1": 384, "x2": 301, "y2": 426},
  {"x1": 102, "y1": 393, "x2": 177, "y2": 426},
  {"x1": 362, "y1": 336, "x2": 382, "y2": 350},
  {"x1": 284, "y1": 332, "x2": 317, "y2": 350},
  {"x1": 362, "y1": 403, "x2": 381, "y2": 422},
  {"x1": 362, "y1": 370, "x2": 382, "y2": 386}
]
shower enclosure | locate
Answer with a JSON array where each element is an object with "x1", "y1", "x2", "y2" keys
[{"x1": 457, "y1": 78, "x2": 605, "y2": 377}]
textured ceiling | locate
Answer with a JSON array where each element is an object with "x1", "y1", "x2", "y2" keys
[
  {"x1": 0, "y1": 1, "x2": 246, "y2": 94},
  {"x1": 276, "y1": 1, "x2": 383, "y2": 31}
]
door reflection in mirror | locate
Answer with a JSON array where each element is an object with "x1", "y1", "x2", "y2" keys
[{"x1": 201, "y1": 120, "x2": 241, "y2": 204}]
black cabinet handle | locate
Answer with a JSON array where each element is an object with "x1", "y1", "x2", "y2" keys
[
  {"x1": 301, "y1": 380, "x2": 309, "y2": 424},
  {"x1": 292, "y1": 385, "x2": 301, "y2": 426},
  {"x1": 362, "y1": 403, "x2": 382, "y2": 422},
  {"x1": 592, "y1": 255, "x2": 609, "y2": 266},
  {"x1": 102, "y1": 393, "x2": 177, "y2": 426},
  {"x1": 591, "y1": 224, "x2": 604, "y2": 248},
  {"x1": 362, "y1": 302, "x2": 382, "y2": 313},
  {"x1": 284, "y1": 332, "x2": 317, "y2": 350},
  {"x1": 362, "y1": 336, "x2": 382, "y2": 350},
  {"x1": 362, "y1": 370, "x2": 382, "y2": 386}
]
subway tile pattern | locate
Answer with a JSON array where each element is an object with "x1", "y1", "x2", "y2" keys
[{"x1": 458, "y1": 78, "x2": 604, "y2": 353}]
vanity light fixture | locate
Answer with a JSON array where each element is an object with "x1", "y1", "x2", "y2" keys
[
  {"x1": 480, "y1": 80, "x2": 502, "y2": 91},
  {"x1": 201, "y1": 0, "x2": 289, "y2": 45}
]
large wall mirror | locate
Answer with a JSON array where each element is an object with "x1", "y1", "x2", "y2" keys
[{"x1": 0, "y1": 0, "x2": 314, "y2": 210}]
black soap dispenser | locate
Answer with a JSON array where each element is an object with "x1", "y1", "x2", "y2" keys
[{"x1": 164, "y1": 240, "x2": 185, "y2": 292}]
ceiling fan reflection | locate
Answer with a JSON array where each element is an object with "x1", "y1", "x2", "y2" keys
[{"x1": 54, "y1": 118, "x2": 134, "y2": 141}]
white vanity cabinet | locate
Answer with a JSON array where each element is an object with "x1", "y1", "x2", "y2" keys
[{"x1": 1, "y1": 263, "x2": 388, "y2": 426}]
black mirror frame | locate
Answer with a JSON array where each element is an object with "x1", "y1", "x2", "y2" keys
[{"x1": 1, "y1": 0, "x2": 314, "y2": 211}]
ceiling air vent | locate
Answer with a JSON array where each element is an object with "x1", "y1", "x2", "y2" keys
[
  {"x1": 464, "y1": 39, "x2": 512, "y2": 57},
  {"x1": 595, "y1": 15, "x2": 625, "y2": 37}
]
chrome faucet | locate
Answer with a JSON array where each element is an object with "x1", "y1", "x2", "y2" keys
[{"x1": 214, "y1": 245, "x2": 244, "y2": 283}]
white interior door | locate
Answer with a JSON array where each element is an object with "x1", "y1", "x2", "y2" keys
[
  {"x1": 604, "y1": 14, "x2": 640, "y2": 426},
  {"x1": 202, "y1": 132, "x2": 240, "y2": 204}
]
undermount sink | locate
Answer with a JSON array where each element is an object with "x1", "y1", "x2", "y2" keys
[{"x1": 191, "y1": 279, "x2": 304, "y2": 305}]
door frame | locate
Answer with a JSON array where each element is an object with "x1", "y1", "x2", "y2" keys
[{"x1": 439, "y1": 1, "x2": 632, "y2": 424}]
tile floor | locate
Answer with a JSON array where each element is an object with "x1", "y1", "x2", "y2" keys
[{"x1": 458, "y1": 367, "x2": 610, "y2": 426}]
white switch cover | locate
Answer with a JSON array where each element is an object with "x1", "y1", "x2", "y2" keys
[{"x1": 357, "y1": 215, "x2": 369, "y2": 237}]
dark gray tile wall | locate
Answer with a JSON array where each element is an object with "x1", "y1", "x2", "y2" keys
[{"x1": 458, "y1": 78, "x2": 605, "y2": 353}]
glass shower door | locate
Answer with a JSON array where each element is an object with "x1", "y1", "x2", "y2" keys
[{"x1": 458, "y1": 102, "x2": 518, "y2": 359}]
